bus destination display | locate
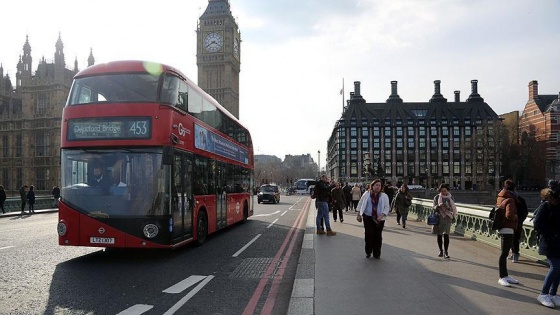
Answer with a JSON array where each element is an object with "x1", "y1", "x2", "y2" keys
[{"x1": 68, "y1": 117, "x2": 151, "y2": 140}]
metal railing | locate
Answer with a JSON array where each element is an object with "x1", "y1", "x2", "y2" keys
[
  {"x1": 410, "y1": 198, "x2": 544, "y2": 262},
  {"x1": 1, "y1": 196, "x2": 58, "y2": 213}
]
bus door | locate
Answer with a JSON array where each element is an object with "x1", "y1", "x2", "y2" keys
[
  {"x1": 216, "y1": 162, "x2": 227, "y2": 229},
  {"x1": 172, "y1": 153, "x2": 194, "y2": 241}
]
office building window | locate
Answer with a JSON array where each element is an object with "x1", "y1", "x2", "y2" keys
[
  {"x1": 453, "y1": 162, "x2": 460, "y2": 174},
  {"x1": 407, "y1": 126, "x2": 414, "y2": 137},
  {"x1": 407, "y1": 138, "x2": 415, "y2": 149},
  {"x1": 430, "y1": 127, "x2": 438, "y2": 137},
  {"x1": 384, "y1": 127, "x2": 391, "y2": 137},
  {"x1": 361, "y1": 127, "x2": 369, "y2": 137},
  {"x1": 384, "y1": 138, "x2": 391, "y2": 149}
]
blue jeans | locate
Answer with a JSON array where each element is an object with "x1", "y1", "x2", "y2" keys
[
  {"x1": 542, "y1": 257, "x2": 560, "y2": 296},
  {"x1": 316, "y1": 201, "x2": 331, "y2": 231}
]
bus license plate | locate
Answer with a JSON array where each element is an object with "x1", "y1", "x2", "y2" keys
[{"x1": 90, "y1": 237, "x2": 115, "y2": 244}]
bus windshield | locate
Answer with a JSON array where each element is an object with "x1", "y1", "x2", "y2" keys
[
  {"x1": 60, "y1": 148, "x2": 167, "y2": 217},
  {"x1": 67, "y1": 73, "x2": 160, "y2": 105}
]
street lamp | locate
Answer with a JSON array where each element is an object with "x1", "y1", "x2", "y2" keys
[
  {"x1": 364, "y1": 153, "x2": 371, "y2": 182},
  {"x1": 318, "y1": 150, "x2": 321, "y2": 178},
  {"x1": 425, "y1": 168, "x2": 429, "y2": 197}
]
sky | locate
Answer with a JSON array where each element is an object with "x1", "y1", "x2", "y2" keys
[{"x1": 1, "y1": 0, "x2": 559, "y2": 168}]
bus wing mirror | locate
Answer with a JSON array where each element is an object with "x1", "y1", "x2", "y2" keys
[{"x1": 162, "y1": 146, "x2": 173, "y2": 165}]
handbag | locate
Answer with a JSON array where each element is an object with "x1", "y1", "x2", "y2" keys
[
  {"x1": 427, "y1": 212, "x2": 440, "y2": 225},
  {"x1": 356, "y1": 213, "x2": 363, "y2": 223},
  {"x1": 489, "y1": 200, "x2": 506, "y2": 230}
]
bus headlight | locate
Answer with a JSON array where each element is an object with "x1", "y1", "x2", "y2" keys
[
  {"x1": 57, "y1": 222, "x2": 67, "y2": 236},
  {"x1": 143, "y1": 224, "x2": 159, "y2": 239}
]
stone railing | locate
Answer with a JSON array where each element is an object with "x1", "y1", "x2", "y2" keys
[
  {"x1": 409, "y1": 198, "x2": 544, "y2": 262},
  {"x1": 2, "y1": 196, "x2": 58, "y2": 213}
]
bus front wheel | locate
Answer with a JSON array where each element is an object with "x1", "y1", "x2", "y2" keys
[{"x1": 195, "y1": 211, "x2": 208, "y2": 246}]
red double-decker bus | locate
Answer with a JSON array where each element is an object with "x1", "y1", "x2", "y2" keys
[{"x1": 57, "y1": 60, "x2": 254, "y2": 249}]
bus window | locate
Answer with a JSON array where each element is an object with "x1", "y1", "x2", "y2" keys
[
  {"x1": 161, "y1": 75, "x2": 180, "y2": 105},
  {"x1": 188, "y1": 88, "x2": 203, "y2": 114}
]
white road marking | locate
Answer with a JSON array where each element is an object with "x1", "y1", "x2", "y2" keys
[
  {"x1": 163, "y1": 275, "x2": 207, "y2": 294},
  {"x1": 281, "y1": 210, "x2": 288, "y2": 216},
  {"x1": 252, "y1": 211, "x2": 281, "y2": 217},
  {"x1": 267, "y1": 219, "x2": 279, "y2": 229},
  {"x1": 232, "y1": 234, "x2": 261, "y2": 257},
  {"x1": 0, "y1": 246, "x2": 15, "y2": 251},
  {"x1": 288, "y1": 197, "x2": 306, "y2": 210},
  {"x1": 163, "y1": 275, "x2": 214, "y2": 315},
  {"x1": 116, "y1": 304, "x2": 153, "y2": 315}
]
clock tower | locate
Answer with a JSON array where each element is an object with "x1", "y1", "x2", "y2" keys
[{"x1": 197, "y1": 0, "x2": 241, "y2": 118}]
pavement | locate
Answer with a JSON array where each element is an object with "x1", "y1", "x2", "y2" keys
[
  {"x1": 288, "y1": 200, "x2": 559, "y2": 315},
  {"x1": 0, "y1": 208, "x2": 59, "y2": 218}
]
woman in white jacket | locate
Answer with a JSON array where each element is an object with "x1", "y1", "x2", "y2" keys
[{"x1": 357, "y1": 179, "x2": 391, "y2": 259}]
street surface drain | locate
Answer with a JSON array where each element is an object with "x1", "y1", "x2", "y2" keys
[{"x1": 230, "y1": 258, "x2": 274, "y2": 279}]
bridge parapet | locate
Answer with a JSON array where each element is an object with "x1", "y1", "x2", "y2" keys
[{"x1": 410, "y1": 198, "x2": 544, "y2": 262}]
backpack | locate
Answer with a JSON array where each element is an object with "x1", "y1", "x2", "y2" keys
[
  {"x1": 489, "y1": 200, "x2": 506, "y2": 230},
  {"x1": 516, "y1": 196, "x2": 529, "y2": 222}
]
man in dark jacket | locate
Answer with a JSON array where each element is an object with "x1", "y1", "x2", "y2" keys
[
  {"x1": 315, "y1": 174, "x2": 336, "y2": 235},
  {"x1": 19, "y1": 185, "x2": 28, "y2": 215},
  {"x1": 342, "y1": 182, "x2": 352, "y2": 212}
]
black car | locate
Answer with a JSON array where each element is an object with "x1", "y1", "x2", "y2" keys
[{"x1": 257, "y1": 184, "x2": 280, "y2": 204}]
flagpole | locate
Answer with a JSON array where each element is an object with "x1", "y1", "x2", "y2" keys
[{"x1": 341, "y1": 78, "x2": 345, "y2": 112}]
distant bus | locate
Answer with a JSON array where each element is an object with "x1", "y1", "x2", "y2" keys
[
  {"x1": 294, "y1": 179, "x2": 317, "y2": 195},
  {"x1": 57, "y1": 60, "x2": 254, "y2": 249}
]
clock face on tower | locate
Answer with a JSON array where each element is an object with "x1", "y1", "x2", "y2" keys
[{"x1": 204, "y1": 32, "x2": 223, "y2": 52}]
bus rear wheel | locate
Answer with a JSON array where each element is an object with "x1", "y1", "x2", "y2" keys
[{"x1": 195, "y1": 211, "x2": 208, "y2": 246}]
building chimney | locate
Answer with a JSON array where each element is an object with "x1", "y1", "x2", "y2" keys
[
  {"x1": 386, "y1": 80, "x2": 403, "y2": 103},
  {"x1": 466, "y1": 79, "x2": 484, "y2": 103},
  {"x1": 529, "y1": 80, "x2": 538, "y2": 100},
  {"x1": 454, "y1": 90, "x2": 460, "y2": 102},
  {"x1": 350, "y1": 81, "x2": 365, "y2": 104},
  {"x1": 354, "y1": 81, "x2": 361, "y2": 97},
  {"x1": 429, "y1": 80, "x2": 447, "y2": 103}
]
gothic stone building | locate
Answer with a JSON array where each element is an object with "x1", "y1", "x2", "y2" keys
[
  {"x1": 327, "y1": 80, "x2": 501, "y2": 191},
  {"x1": 0, "y1": 35, "x2": 94, "y2": 194}
]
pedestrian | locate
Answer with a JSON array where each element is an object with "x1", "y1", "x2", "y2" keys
[
  {"x1": 351, "y1": 183, "x2": 361, "y2": 212},
  {"x1": 432, "y1": 184, "x2": 457, "y2": 259},
  {"x1": 510, "y1": 192, "x2": 528, "y2": 263},
  {"x1": 533, "y1": 181, "x2": 560, "y2": 308},
  {"x1": 315, "y1": 174, "x2": 336, "y2": 236},
  {"x1": 391, "y1": 183, "x2": 412, "y2": 228},
  {"x1": 27, "y1": 185, "x2": 36, "y2": 214},
  {"x1": 495, "y1": 179, "x2": 520, "y2": 287},
  {"x1": 19, "y1": 185, "x2": 28, "y2": 215},
  {"x1": 331, "y1": 182, "x2": 345, "y2": 222},
  {"x1": 357, "y1": 179, "x2": 390, "y2": 259},
  {"x1": 52, "y1": 185, "x2": 61, "y2": 208},
  {"x1": 343, "y1": 182, "x2": 352, "y2": 212},
  {"x1": 0, "y1": 185, "x2": 6, "y2": 214},
  {"x1": 384, "y1": 182, "x2": 395, "y2": 206}
]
